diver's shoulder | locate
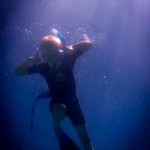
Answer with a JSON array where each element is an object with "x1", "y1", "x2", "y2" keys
[{"x1": 65, "y1": 46, "x2": 74, "y2": 55}]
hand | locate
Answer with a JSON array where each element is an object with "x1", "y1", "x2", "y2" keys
[
  {"x1": 83, "y1": 34, "x2": 93, "y2": 44},
  {"x1": 28, "y1": 55, "x2": 40, "y2": 64}
]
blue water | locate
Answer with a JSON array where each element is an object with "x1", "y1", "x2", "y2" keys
[{"x1": 1, "y1": 0, "x2": 150, "y2": 150}]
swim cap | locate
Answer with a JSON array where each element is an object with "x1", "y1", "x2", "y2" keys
[{"x1": 39, "y1": 35, "x2": 62, "y2": 52}]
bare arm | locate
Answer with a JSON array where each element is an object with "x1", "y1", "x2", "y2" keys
[{"x1": 14, "y1": 55, "x2": 40, "y2": 76}]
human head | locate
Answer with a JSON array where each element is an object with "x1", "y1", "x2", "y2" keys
[{"x1": 39, "y1": 35, "x2": 64, "y2": 63}]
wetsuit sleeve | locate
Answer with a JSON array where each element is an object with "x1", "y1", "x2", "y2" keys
[
  {"x1": 27, "y1": 64, "x2": 42, "y2": 75},
  {"x1": 72, "y1": 49, "x2": 83, "y2": 60}
]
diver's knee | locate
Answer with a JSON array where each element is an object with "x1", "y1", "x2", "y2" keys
[
  {"x1": 52, "y1": 104, "x2": 66, "y2": 118},
  {"x1": 52, "y1": 103, "x2": 66, "y2": 114}
]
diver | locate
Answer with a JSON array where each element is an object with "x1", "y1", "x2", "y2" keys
[{"x1": 15, "y1": 32, "x2": 94, "y2": 150}]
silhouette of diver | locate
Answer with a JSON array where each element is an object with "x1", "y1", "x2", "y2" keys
[{"x1": 15, "y1": 33, "x2": 94, "y2": 150}]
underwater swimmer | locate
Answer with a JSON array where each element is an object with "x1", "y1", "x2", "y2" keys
[{"x1": 15, "y1": 34, "x2": 94, "y2": 150}]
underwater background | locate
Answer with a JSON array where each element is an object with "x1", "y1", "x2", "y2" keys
[{"x1": 0, "y1": 0, "x2": 150, "y2": 150}]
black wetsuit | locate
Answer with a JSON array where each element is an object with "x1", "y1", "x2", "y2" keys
[{"x1": 27, "y1": 50, "x2": 85, "y2": 126}]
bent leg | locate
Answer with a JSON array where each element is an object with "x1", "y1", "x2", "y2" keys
[
  {"x1": 75, "y1": 124, "x2": 94, "y2": 150},
  {"x1": 52, "y1": 103, "x2": 80, "y2": 150},
  {"x1": 52, "y1": 103, "x2": 66, "y2": 133}
]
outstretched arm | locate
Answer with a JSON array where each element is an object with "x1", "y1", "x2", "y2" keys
[
  {"x1": 65, "y1": 39, "x2": 93, "y2": 55},
  {"x1": 14, "y1": 54, "x2": 40, "y2": 76}
]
